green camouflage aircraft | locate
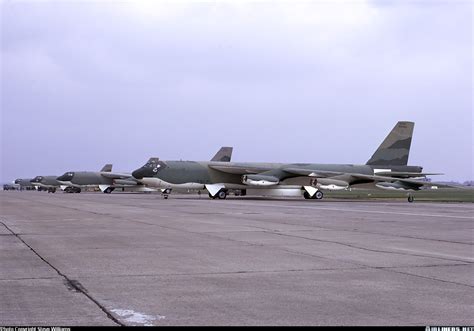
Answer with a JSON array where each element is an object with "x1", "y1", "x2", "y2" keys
[
  {"x1": 14, "y1": 178, "x2": 35, "y2": 190},
  {"x1": 57, "y1": 147, "x2": 233, "y2": 194},
  {"x1": 30, "y1": 176, "x2": 61, "y2": 193},
  {"x1": 132, "y1": 122, "x2": 443, "y2": 202}
]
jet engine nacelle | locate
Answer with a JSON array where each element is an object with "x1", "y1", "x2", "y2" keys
[
  {"x1": 311, "y1": 178, "x2": 349, "y2": 190},
  {"x1": 318, "y1": 184, "x2": 348, "y2": 191},
  {"x1": 242, "y1": 174, "x2": 280, "y2": 186},
  {"x1": 376, "y1": 181, "x2": 412, "y2": 191}
]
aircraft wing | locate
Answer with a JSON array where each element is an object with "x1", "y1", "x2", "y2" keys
[
  {"x1": 284, "y1": 167, "x2": 454, "y2": 189},
  {"x1": 370, "y1": 171, "x2": 443, "y2": 178},
  {"x1": 282, "y1": 168, "x2": 342, "y2": 178},
  {"x1": 283, "y1": 167, "x2": 441, "y2": 179},
  {"x1": 100, "y1": 172, "x2": 134, "y2": 180},
  {"x1": 208, "y1": 164, "x2": 272, "y2": 175},
  {"x1": 344, "y1": 173, "x2": 433, "y2": 187}
]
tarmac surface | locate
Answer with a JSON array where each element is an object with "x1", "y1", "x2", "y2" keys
[{"x1": 1, "y1": 191, "x2": 473, "y2": 326}]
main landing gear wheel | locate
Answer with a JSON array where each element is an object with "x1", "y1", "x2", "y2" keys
[
  {"x1": 217, "y1": 190, "x2": 227, "y2": 200},
  {"x1": 104, "y1": 187, "x2": 113, "y2": 194},
  {"x1": 315, "y1": 191, "x2": 324, "y2": 200},
  {"x1": 304, "y1": 190, "x2": 324, "y2": 200},
  {"x1": 408, "y1": 195, "x2": 414, "y2": 203}
]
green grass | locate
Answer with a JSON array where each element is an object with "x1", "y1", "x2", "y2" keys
[{"x1": 323, "y1": 188, "x2": 474, "y2": 202}]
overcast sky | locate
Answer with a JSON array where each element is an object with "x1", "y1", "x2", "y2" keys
[{"x1": 1, "y1": 0, "x2": 472, "y2": 183}]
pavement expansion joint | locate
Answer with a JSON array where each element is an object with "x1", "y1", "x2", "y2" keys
[
  {"x1": 0, "y1": 220, "x2": 125, "y2": 326},
  {"x1": 270, "y1": 231, "x2": 473, "y2": 264}
]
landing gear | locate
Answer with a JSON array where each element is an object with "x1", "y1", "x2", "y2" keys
[
  {"x1": 315, "y1": 191, "x2": 324, "y2": 200},
  {"x1": 104, "y1": 187, "x2": 115, "y2": 194},
  {"x1": 217, "y1": 190, "x2": 227, "y2": 199},
  {"x1": 303, "y1": 190, "x2": 324, "y2": 200},
  {"x1": 161, "y1": 188, "x2": 172, "y2": 199},
  {"x1": 407, "y1": 194, "x2": 414, "y2": 203},
  {"x1": 209, "y1": 189, "x2": 227, "y2": 200},
  {"x1": 47, "y1": 187, "x2": 56, "y2": 193},
  {"x1": 65, "y1": 187, "x2": 81, "y2": 193}
]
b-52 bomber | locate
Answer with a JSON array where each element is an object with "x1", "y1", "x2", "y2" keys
[
  {"x1": 56, "y1": 163, "x2": 147, "y2": 193},
  {"x1": 30, "y1": 176, "x2": 61, "y2": 193},
  {"x1": 56, "y1": 147, "x2": 234, "y2": 194},
  {"x1": 132, "y1": 122, "x2": 443, "y2": 202}
]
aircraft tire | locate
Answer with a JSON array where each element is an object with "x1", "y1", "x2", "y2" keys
[
  {"x1": 408, "y1": 195, "x2": 414, "y2": 203},
  {"x1": 303, "y1": 191, "x2": 311, "y2": 199},
  {"x1": 217, "y1": 190, "x2": 227, "y2": 200},
  {"x1": 315, "y1": 191, "x2": 324, "y2": 200}
]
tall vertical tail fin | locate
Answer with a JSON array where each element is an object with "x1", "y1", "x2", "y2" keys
[
  {"x1": 211, "y1": 147, "x2": 233, "y2": 162},
  {"x1": 366, "y1": 121, "x2": 414, "y2": 166},
  {"x1": 100, "y1": 164, "x2": 113, "y2": 172}
]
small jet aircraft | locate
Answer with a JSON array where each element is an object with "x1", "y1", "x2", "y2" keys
[{"x1": 132, "y1": 122, "x2": 444, "y2": 202}]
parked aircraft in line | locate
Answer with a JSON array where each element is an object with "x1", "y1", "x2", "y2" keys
[
  {"x1": 132, "y1": 122, "x2": 443, "y2": 202},
  {"x1": 14, "y1": 178, "x2": 35, "y2": 189},
  {"x1": 30, "y1": 176, "x2": 61, "y2": 193},
  {"x1": 56, "y1": 163, "x2": 148, "y2": 193},
  {"x1": 57, "y1": 147, "x2": 233, "y2": 194}
]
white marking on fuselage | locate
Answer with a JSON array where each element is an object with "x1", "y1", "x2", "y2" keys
[{"x1": 111, "y1": 308, "x2": 165, "y2": 326}]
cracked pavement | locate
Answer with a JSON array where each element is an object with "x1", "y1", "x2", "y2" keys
[{"x1": 0, "y1": 191, "x2": 473, "y2": 325}]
